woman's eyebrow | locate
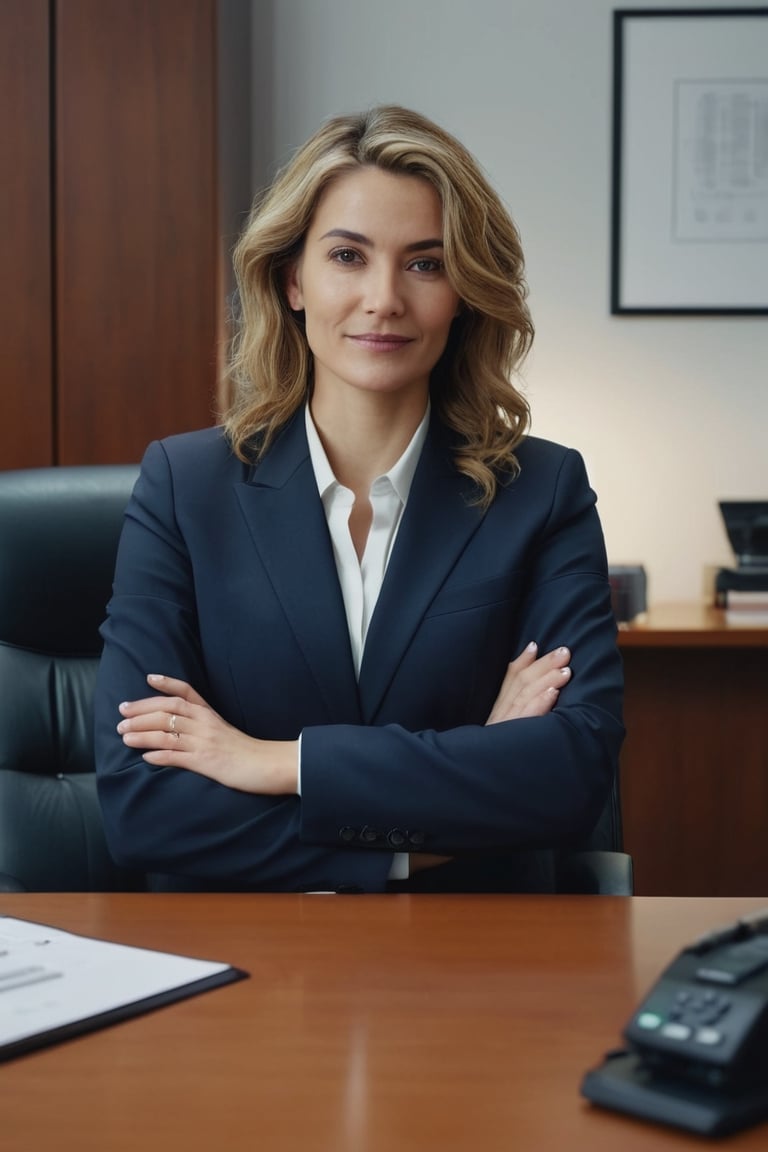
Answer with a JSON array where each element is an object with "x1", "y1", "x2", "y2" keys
[{"x1": 318, "y1": 228, "x2": 444, "y2": 252}]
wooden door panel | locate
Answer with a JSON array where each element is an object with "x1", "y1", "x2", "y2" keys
[
  {"x1": 55, "y1": 0, "x2": 218, "y2": 464},
  {"x1": 0, "y1": 0, "x2": 53, "y2": 468}
]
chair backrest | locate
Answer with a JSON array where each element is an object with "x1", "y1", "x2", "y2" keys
[
  {"x1": 0, "y1": 465, "x2": 145, "y2": 891},
  {"x1": 0, "y1": 464, "x2": 632, "y2": 894},
  {"x1": 555, "y1": 770, "x2": 633, "y2": 894},
  {"x1": 583, "y1": 772, "x2": 625, "y2": 854}
]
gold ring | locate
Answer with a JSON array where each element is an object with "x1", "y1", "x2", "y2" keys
[{"x1": 169, "y1": 713, "x2": 177, "y2": 732}]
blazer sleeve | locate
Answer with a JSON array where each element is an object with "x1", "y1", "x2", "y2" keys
[
  {"x1": 298, "y1": 447, "x2": 625, "y2": 855},
  {"x1": 94, "y1": 440, "x2": 393, "y2": 892}
]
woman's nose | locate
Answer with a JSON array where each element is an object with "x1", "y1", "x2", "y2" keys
[{"x1": 363, "y1": 265, "x2": 406, "y2": 316}]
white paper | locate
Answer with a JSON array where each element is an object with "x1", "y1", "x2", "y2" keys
[{"x1": 0, "y1": 916, "x2": 234, "y2": 1050}]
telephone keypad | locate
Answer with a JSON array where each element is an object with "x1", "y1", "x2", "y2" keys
[
  {"x1": 632, "y1": 989, "x2": 733, "y2": 1047},
  {"x1": 613, "y1": 916, "x2": 768, "y2": 1113},
  {"x1": 660, "y1": 1022, "x2": 692, "y2": 1041},
  {"x1": 694, "y1": 1027, "x2": 724, "y2": 1047}
]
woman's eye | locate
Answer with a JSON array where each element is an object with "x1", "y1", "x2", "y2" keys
[
  {"x1": 410, "y1": 257, "x2": 443, "y2": 274},
  {"x1": 330, "y1": 248, "x2": 361, "y2": 265}
]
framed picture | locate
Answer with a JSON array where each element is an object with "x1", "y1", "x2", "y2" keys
[{"x1": 611, "y1": 8, "x2": 768, "y2": 315}]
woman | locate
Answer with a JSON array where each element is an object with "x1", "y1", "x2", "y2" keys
[{"x1": 95, "y1": 105, "x2": 624, "y2": 893}]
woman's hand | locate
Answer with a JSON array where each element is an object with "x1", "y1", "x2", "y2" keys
[
  {"x1": 485, "y1": 642, "x2": 571, "y2": 725},
  {"x1": 116, "y1": 674, "x2": 298, "y2": 794}
]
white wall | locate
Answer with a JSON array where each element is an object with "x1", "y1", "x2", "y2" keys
[{"x1": 251, "y1": 0, "x2": 768, "y2": 604}]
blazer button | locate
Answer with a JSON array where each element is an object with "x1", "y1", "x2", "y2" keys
[
  {"x1": 339, "y1": 826, "x2": 357, "y2": 843},
  {"x1": 407, "y1": 830, "x2": 426, "y2": 848},
  {"x1": 359, "y1": 826, "x2": 380, "y2": 844},
  {"x1": 387, "y1": 828, "x2": 406, "y2": 849}
]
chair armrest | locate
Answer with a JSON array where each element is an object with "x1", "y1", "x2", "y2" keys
[
  {"x1": 0, "y1": 872, "x2": 27, "y2": 893},
  {"x1": 0, "y1": 772, "x2": 145, "y2": 892},
  {"x1": 556, "y1": 850, "x2": 634, "y2": 895}
]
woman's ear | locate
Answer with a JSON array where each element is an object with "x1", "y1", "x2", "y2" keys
[{"x1": 285, "y1": 261, "x2": 304, "y2": 311}]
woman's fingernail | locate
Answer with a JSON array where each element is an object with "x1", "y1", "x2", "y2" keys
[
  {"x1": 558, "y1": 646, "x2": 569, "y2": 657},
  {"x1": 118, "y1": 702, "x2": 129, "y2": 713},
  {"x1": 147, "y1": 673, "x2": 164, "y2": 683},
  {"x1": 560, "y1": 667, "x2": 571, "y2": 677},
  {"x1": 526, "y1": 641, "x2": 538, "y2": 652}
]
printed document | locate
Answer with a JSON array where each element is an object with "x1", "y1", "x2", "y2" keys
[{"x1": 0, "y1": 916, "x2": 245, "y2": 1059}]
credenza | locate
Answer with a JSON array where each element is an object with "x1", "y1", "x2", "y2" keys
[{"x1": 618, "y1": 603, "x2": 768, "y2": 895}]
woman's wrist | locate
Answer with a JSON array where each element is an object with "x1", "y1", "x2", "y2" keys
[{"x1": 260, "y1": 739, "x2": 300, "y2": 794}]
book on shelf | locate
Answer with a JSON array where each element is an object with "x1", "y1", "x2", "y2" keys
[
  {"x1": 722, "y1": 590, "x2": 768, "y2": 625},
  {"x1": 725, "y1": 612, "x2": 768, "y2": 626},
  {"x1": 715, "y1": 586, "x2": 768, "y2": 609}
]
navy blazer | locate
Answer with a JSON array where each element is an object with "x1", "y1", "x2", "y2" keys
[{"x1": 94, "y1": 412, "x2": 624, "y2": 892}]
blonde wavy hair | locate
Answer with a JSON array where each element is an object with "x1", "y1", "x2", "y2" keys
[{"x1": 225, "y1": 105, "x2": 533, "y2": 506}]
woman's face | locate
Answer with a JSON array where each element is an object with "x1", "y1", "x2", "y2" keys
[{"x1": 286, "y1": 166, "x2": 460, "y2": 407}]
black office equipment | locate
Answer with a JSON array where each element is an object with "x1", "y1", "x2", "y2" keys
[
  {"x1": 608, "y1": 564, "x2": 647, "y2": 623},
  {"x1": 716, "y1": 501, "x2": 768, "y2": 602},
  {"x1": 719, "y1": 501, "x2": 768, "y2": 568},
  {"x1": 581, "y1": 910, "x2": 768, "y2": 1137}
]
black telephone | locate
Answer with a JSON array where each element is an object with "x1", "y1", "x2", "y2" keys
[{"x1": 581, "y1": 910, "x2": 768, "y2": 1137}]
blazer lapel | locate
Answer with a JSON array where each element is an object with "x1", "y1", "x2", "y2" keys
[
  {"x1": 359, "y1": 419, "x2": 487, "y2": 721},
  {"x1": 234, "y1": 414, "x2": 362, "y2": 724}
]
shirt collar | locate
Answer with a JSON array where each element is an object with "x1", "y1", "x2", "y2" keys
[{"x1": 305, "y1": 401, "x2": 430, "y2": 505}]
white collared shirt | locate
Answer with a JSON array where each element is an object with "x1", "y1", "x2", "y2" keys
[
  {"x1": 300, "y1": 401, "x2": 430, "y2": 882},
  {"x1": 304, "y1": 402, "x2": 430, "y2": 675}
]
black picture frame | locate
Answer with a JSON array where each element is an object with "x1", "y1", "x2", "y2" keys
[{"x1": 611, "y1": 8, "x2": 768, "y2": 315}]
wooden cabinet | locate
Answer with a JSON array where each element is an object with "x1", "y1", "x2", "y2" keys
[
  {"x1": 618, "y1": 604, "x2": 768, "y2": 896},
  {"x1": 1, "y1": 0, "x2": 53, "y2": 467},
  {"x1": 1, "y1": 0, "x2": 250, "y2": 468}
]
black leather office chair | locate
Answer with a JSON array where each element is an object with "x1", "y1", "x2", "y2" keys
[
  {"x1": 555, "y1": 776, "x2": 633, "y2": 894},
  {"x1": 0, "y1": 464, "x2": 632, "y2": 895},
  {"x1": 0, "y1": 465, "x2": 144, "y2": 892}
]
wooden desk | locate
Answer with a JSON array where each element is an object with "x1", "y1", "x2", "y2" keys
[
  {"x1": 617, "y1": 604, "x2": 768, "y2": 896},
  {"x1": 2, "y1": 893, "x2": 767, "y2": 1152},
  {"x1": 619, "y1": 602, "x2": 768, "y2": 649}
]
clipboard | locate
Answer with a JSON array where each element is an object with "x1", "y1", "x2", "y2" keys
[{"x1": 0, "y1": 915, "x2": 248, "y2": 1063}]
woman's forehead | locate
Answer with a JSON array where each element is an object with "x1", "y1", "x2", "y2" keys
[{"x1": 308, "y1": 167, "x2": 444, "y2": 242}]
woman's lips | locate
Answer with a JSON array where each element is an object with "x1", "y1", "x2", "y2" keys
[{"x1": 347, "y1": 334, "x2": 414, "y2": 352}]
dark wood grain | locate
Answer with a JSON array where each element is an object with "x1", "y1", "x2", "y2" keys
[
  {"x1": 0, "y1": 0, "x2": 53, "y2": 468},
  {"x1": 618, "y1": 604, "x2": 768, "y2": 895},
  {"x1": 54, "y1": 0, "x2": 219, "y2": 464},
  {"x1": 619, "y1": 603, "x2": 768, "y2": 649}
]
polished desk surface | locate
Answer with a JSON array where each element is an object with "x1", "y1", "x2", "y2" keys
[
  {"x1": 618, "y1": 602, "x2": 768, "y2": 647},
  {"x1": 2, "y1": 894, "x2": 768, "y2": 1151}
]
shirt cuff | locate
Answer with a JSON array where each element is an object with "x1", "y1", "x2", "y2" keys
[
  {"x1": 388, "y1": 852, "x2": 409, "y2": 880},
  {"x1": 296, "y1": 731, "x2": 302, "y2": 795}
]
